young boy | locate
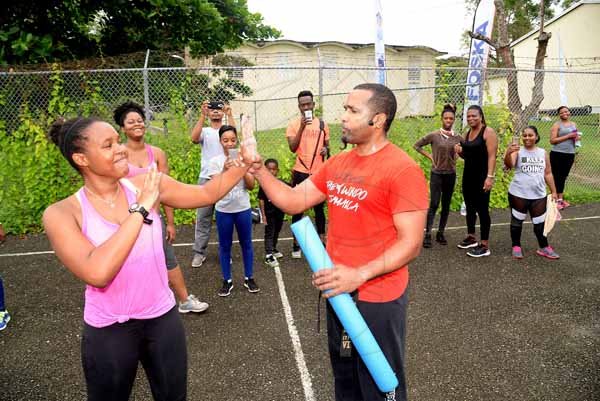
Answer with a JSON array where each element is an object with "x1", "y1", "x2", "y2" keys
[{"x1": 258, "y1": 159, "x2": 286, "y2": 268}]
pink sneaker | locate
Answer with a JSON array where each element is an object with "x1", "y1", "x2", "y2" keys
[
  {"x1": 536, "y1": 246, "x2": 560, "y2": 260},
  {"x1": 512, "y1": 246, "x2": 523, "y2": 259},
  {"x1": 557, "y1": 200, "x2": 565, "y2": 210},
  {"x1": 562, "y1": 200, "x2": 570, "y2": 208}
]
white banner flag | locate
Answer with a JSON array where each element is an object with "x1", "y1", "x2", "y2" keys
[
  {"x1": 463, "y1": 0, "x2": 496, "y2": 124},
  {"x1": 374, "y1": 0, "x2": 386, "y2": 85},
  {"x1": 558, "y1": 32, "x2": 568, "y2": 106}
]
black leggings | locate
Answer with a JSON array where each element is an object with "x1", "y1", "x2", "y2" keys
[
  {"x1": 291, "y1": 170, "x2": 326, "y2": 239},
  {"x1": 550, "y1": 151, "x2": 575, "y2": 194},
  {"x1": 508, "y1": 193, "x2": 548, "y2": 248},
  {"x1": 82, "y1": 307, "x2": 187, "y2": 401},
  {"x1": 426, "y1": 172, "x2": 456, "y2": 233},
  {"x1": 462, "y1": 176, "x2": 491, "y2": 241}
]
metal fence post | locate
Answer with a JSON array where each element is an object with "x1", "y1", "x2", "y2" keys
[
  {"x1": 143, "y1": 49, "x2": 150, "y2": 121},
  {"x1": 317, "y1": 47, "x2": 324, "y2": 115},
  {"x1": 254, "y1": 100, "x2": 258, "y2": 132}
]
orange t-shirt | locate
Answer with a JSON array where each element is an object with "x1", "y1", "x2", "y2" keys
[
  {"x1": 310, "y1": 143, "x2": 428, "y2": 302},
  {"x1": 286, "y1": 117, "x2": 330, "y2": 174}
]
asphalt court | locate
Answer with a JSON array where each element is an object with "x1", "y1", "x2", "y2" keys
[{"x1": 0, "y1": 204, "x2": 599, "y2": 401}]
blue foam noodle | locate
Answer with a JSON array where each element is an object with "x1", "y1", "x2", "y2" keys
[{"x1": 290, "y1": 217, "x2": 399, "y2": 392}]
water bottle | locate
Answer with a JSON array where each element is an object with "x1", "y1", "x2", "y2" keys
[
  {"x1": 575, "y1": 131, "x2": 582, "y2": 149},
  {"x1": 240, "y1": 114, "x2": 258, "y2": 162},
  {"x1": 460, "y1": 202, "x2": 467, "y2": 216}
]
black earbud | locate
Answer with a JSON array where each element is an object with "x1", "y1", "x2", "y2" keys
[{"x1": 368, "y1": 120, "x2": 374, "y2": 126}]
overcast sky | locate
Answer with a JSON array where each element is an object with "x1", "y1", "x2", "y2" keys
[{"x1": 247, "y1": 0, "x2": 472, "y2": 57}]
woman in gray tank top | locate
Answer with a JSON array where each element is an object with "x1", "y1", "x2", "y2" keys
[
  {"x1": 549, "y1": 106, "x2": 580, "y2": 210},
  {"x1": 504, "y1": 126, "x2": 559, "y2": 260}
]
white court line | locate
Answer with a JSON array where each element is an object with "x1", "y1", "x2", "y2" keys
[
  {"x1": 1, "y1": 214, "x2": 599, "y2": 258},
  {"x1": 273, "y1": 264, "x2": 316, "y2": 401}
]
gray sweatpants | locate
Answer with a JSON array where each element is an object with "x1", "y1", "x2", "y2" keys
[{"x1": 193, "y1": 177, "x2": 215, "y2": 256}]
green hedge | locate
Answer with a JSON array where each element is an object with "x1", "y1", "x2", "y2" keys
[{"x1": 2, "y1": 99, "x2": 598, "y2": 235}]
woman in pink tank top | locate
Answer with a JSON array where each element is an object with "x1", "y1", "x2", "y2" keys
[
  {"x1": 43, "y1": 116, "x2": 254, "y2": 401},
  {"x1": 114, "y1": 101, "x2": 208, "y2": 315}
]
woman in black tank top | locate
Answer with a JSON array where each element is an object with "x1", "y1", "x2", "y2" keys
[{"x1": 454, "y1": 105, "x2": 498, "y2": 257}]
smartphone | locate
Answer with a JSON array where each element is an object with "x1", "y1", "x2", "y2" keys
[
  {"x1": 512, "y1": 135, "x2": 520, "y2": 145},
  {"x1": 304, "y1": 110, "x2": 313, "y2": 123},
  {"x1": 228, "y1": 148, "x2": 239, "y2": 159}
]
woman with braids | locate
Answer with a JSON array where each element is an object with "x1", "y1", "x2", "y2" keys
[
  {"x1": 504, "y1": 126, "x2": 559, "y2": 259},
  {"x1": 43, "y1": 116, "x2": 254, "y2": 401},
  {"x1": 549, "y1": 106, "x2": 580, "y2": 210},
  {"x1": 454, "y1": 105, "x2": 498, "y2": 257},
  {"x1": 114, "y1": 101, "x2": 208, "y2": 314},
  {"x1": 414, "y1": 103, "x2": 461, "y2": 248}
]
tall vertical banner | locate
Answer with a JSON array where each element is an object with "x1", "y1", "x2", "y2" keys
[
  {"x1": 374, "y1": 0, "x2": 386, "y2": 85},
  {"x1": 558, "y1": 32, "x2": 568, "y2": 106},
  {"x1": 463, "y1": 0, "x2": 496, "y2": 125}
]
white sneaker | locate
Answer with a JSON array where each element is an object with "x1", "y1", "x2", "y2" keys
[
  {"x1": 291, "y1": 250, "x2": 302, "y2": 259},
  {"x1": 179, "y1": 294, "x2": 209, "y2": 313},
  {"x1": 191, "y1": 254, "x2": 206, "y2": 268}
]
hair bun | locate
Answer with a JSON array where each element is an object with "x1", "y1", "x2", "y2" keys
[
  {"x1": 443, "y1": 103, "x2": 456, "y2": 113},
  {"x1": 48, "y1": 117, "x2": 67, "y2": 147}
]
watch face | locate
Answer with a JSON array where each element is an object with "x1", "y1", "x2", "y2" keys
[{"x1": 130, "y1": 203, "x2": 140, "y2": 210}]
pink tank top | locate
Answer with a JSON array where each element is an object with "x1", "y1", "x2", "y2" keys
[
  {"x1": 126, "y1": 144, "x2": 157, "y2": 178},
  {"x1": 76, "y1": 181, "x2": 175, "y2": 328}
]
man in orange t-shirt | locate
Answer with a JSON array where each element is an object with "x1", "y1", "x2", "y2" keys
[
  {"x1": 286, "y1": 90, "x2": 330, "y2": 258},
  {"x1": 254, "y1": 83, "x2": 427, "y2": 401}
]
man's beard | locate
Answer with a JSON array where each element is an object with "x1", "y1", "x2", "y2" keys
[{"x1": 340, "y1": 135, "x2": 348, "y2": 150}]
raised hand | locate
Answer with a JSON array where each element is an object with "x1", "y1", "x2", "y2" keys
[
  {"x1": 138, "y1": 164, "x2": 162, "y2": 211},
  {"x1": 240, "y1": 114, "x2": 260, "y2": 165}
]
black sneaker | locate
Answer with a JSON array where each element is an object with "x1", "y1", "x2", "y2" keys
[
  {"x1": 435, "y1": 232, "x2": 448, "y2": 245},
  {"x1": 218, "y1": 280, "x2": 233, "y2": 297},
  {"x1": 467, "y1": 244, "x2": 491, "y2": 258},
  {"x1": 457, "y1": 236, "x2": 478, "y2": 249},
  {"x1": 244, "y1": 278, "x2": 260, "y2": 293},
  {"x1": 422, "y1": 233, "x2": 432, "y2": 248}
]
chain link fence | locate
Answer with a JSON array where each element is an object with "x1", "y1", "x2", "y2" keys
[{"x1": 1, "y1": 65, "x2": 599, "y2": 196}]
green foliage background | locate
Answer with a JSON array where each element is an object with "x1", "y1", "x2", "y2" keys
[{"x1": 2, "y1": 72, "x2": 599, "y2": 235}]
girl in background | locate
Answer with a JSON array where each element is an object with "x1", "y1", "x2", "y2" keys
[
  {"x1": 114, "y1": 101, "x2": 208, "y2": 314},
  {"x1": 207, "y1": 125, "x2": 259, "y2": 297},
  {"x1": 414, "y1": 103, "x2": 461, "y2": 248}
]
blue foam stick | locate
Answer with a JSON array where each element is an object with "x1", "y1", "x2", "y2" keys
[{"x1": 291, "y1": 217, "x2": 399, "y2": 393}]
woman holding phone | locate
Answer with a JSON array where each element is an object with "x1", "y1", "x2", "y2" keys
[
  {"x1": 454, "y1": 105, "x2": 498, "y2": 257},
  {"x1": 549, "y1": 106, "x2": 579, "y2": 210},
  {"x1": 504, "y1": 126, "x2": 559, "y2": 259},
  {"x1": 206, "y1": 125, "x2": 259, "y2": 297}
]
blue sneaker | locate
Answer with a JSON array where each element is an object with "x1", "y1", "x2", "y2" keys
[{"x1": 0, "y1": 310, "x2": 10, "y2": 331}]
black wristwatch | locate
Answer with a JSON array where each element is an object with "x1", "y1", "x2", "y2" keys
[{"x1": 128, "y1": 203, "x2": 153, "y2": 225}]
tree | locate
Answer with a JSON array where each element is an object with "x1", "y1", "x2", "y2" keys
[
  {"x1": 0, "y1": 0, "x2": 280, "y2": 65},
  {"x1": 467, "y1": 0, "x2": 553, "y2": 133}
]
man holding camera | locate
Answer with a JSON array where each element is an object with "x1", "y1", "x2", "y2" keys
[
  {"x1": 286, "y1": 90, "x2": 330, "y2": 258},
  {"x1": 190, "y1": 100, "x2": 235, "y2": 267}
]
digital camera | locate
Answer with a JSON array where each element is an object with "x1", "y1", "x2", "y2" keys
[{"x1": 208, "y1": 101, "x2": 224, "y2": 110}]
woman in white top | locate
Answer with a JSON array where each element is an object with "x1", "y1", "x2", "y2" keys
[
  {"x1": 207, "y1": 125, "x2": 259, "y2": 296},
  {"x1": 504, "y1": 126, "x2": 559, "y2": 260}
]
